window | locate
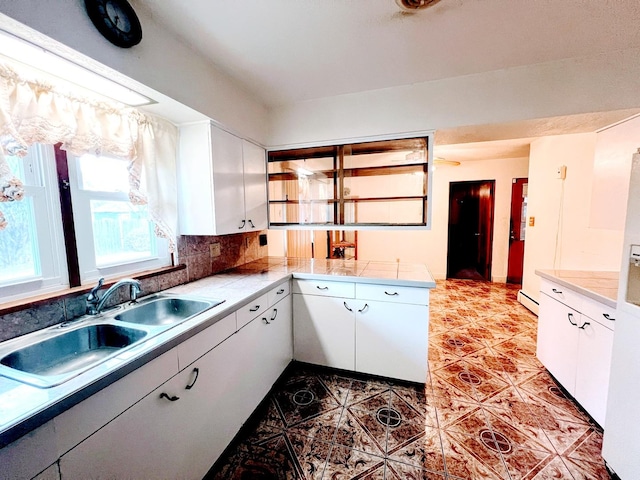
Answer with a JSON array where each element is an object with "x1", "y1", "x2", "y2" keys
[
  {"x1": 0, "y1": 145, "x2": 170, "y2": 302},
  {"x1": 68, "y1": 152, "x2": 171, "y2": 284},
  {"x1": 0, "y1": 145, "x2": 67, "y2": 300},
  {"x1": 267, "y1": 136, "x2": 432, "y2": 229}
]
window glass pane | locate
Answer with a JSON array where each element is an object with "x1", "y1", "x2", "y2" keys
[
  {"x1": 0, "y1": 198, "x2": 41, "y2": 283},
  {"x1": 78, "y1": 154, "x2": 129, "y2": 192},
  {"x1": 5, "y1": 154, "x2": 25, "y2": 182},
  {"x1": 90, "y1": 200, "x2": 156, "y2": 267},
  {"x1": 347, "y1": 199, "x2": 425, "y2": 225}
]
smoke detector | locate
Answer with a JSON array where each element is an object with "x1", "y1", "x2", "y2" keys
[{"x1": 395, "y1": 0, "x2": 442, "y2": 11}]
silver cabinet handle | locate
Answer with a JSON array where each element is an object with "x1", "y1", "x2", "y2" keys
[
  {"x1": 358, "y1": 303, "x2": 369, "y2": 313},
  {"x1": 277, "y1": 288, "x2": 285, "y2": 294},
  {"x1": 317, "y1": 286, "x2": 329, "y2": 290},
  {"x1": 238, "y1": 219, "x2": 246, "y2": 229},
  {"x1": 567, "y1": 313, "x2": 577, "y2": 326},
  {"x1": 248, "y1": 219, "x2": 255, "y2": 228},
  {"x1": 579, "y1": 321, "x2": 591, "y2": 330},
  {"x1": 552, "y1": 288, "x2": 563, "y2": 294},
  {"x1": 603, "y1": 313, "x2": 615, "y2": 321},
  {"x1": 270, "y1": 308, "x2": 278, "y2": 321},
  {"x1": 344, "y1": 301, "x2": 352, "y2": 312},
  {"x1": 249, "y1": 305, "x2": 260, "y2": 312},
  {"x1": 262, "y1": 317, "x2": 270, "y2": 325},
  {"x1": 384, "y1": 291, "x2": 399, "y2": 296}
]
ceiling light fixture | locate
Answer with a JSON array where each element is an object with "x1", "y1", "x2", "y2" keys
[
  {"x1": 395, "y1": 0, "x2": 442, "y2": 12},
  {"x1": 0, "y1": 30, "x2": 154, "y2": 107}
]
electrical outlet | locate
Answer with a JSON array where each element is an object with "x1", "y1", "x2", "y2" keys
[
  {"x1": 528, "y1": 217, "x2": 535, "y2": 227},
  {"x1": 557, "y1": 165, "x2": 567, "y2": 180},
  {"x1": 210, "y1": 243, "x2": 221, "y2": 258}
]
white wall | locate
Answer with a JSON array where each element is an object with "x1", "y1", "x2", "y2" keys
[
  {"x1": 521, "y1": 133, "x2": 625, "y2": 305},
  {"x1": 268, "y1": 48, "x2": 640, "y2": 148},
  {"x1": 0, "y1": 1, "x2": 268, "y2": 143},
  {"x1": 269, "y1": 156, "x2": 529, "y2": 282}
]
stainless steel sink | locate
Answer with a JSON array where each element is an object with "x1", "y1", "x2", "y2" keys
[
  {"x1": 0, "y1": 324, "x2": 148, "y2": 387},
  {"x1": 115, "y1": 297, "x2": 217, "y2": 326},
  {"x1": 0, "y1": 294, "x2": 223, "y2": 388}
]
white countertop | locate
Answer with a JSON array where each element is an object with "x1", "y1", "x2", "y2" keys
[
  {"x1": 0, "y1": 257, "x2": 434, "y2": 447},
  {"x1": 535, "y1": 269, "x2": 619, "y2": 308}
]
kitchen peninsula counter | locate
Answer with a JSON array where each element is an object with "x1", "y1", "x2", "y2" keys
[{"x1": 535, "y1": 269, "x2": 618, "y2": 308}]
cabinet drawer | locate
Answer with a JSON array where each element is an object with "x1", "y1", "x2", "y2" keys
[
  {"x1": 356, "y1": 283, "x2": 429, "y2": 305},
  {"x1": 269, "y1": 281, "x2": 290, "y2": 306},
  {"x1": 540, "y1": 279, "x2": 584, "y2": 309},
  {"x1": 177, "y1": 312, "x2": 236, "y2": 369},
  {"x1": 293, "y1": 279, "x2": 355, "y2": 298},
  {"x1": 581, "y1": 295, "x2": 616, "y2": 330},
  {"x1": 237, "y1": 293, "x2": 269, "y2": 329}
]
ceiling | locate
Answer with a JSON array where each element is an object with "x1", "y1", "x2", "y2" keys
[{"x1": 134, "y1": 0, "x2": 640, "y2": 108}]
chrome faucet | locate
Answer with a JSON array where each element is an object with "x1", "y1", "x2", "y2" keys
[{"x1": 86, "y1": 277, "x2": 142, "y2": 315}]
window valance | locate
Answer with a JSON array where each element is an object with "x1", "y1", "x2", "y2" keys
[{"x1": 0, "y1": 62, "x2": 177, "y2": 251}]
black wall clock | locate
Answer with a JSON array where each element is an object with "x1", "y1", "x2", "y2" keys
[{"x1": 84, "y1": 0, "x2": 142, "y2": 48}]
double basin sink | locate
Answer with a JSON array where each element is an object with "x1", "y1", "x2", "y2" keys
[{"x1": 0, "y1": 294, "x2": 223, "y2": 388}]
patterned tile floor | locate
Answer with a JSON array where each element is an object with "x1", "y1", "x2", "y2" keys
[{"x1": 205, "y1": 280, "x2": 612, "y2": 479}]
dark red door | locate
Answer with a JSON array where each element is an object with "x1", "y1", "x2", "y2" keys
[
  {"x1": 446, "y1": 180, "x2": 495, "y2": 281},
  {"x1": 507, "y1": 178, "x2": 528, "y2": 284}
]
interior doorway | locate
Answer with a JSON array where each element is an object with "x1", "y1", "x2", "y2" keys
[
  {"x1": 446, "y1": 180, "x2": 495, "y2": 281},
  {"x1": 507, "y1": 178, "x2": 528, "y2": 284}
]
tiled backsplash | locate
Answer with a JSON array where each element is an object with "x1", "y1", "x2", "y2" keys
[{"x1": 0, "y1": 231, "x2": 268, "y2": 343}]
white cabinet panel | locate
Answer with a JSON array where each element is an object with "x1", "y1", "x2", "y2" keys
[
  {"x1": 293, "y1": 294, "x2": 355, "y2": 370},
  {"x1": 31, "y1": 463, "x2": 59, "y2": 480},
  {"x1": 540, "y1": 278, "x2": 584, "y2": 310},
  {"x1": 356, "y1": 283, "x2": 429, "y2": 305},
  {"x1": 356, "y1": 300, "x2": 428, "y2": 382},
  {"x1": 178, "y1": 122, "x2": 267, "y2": 235},
  {"x1": 54, "y1": 348, "x2": 179, "y2": 455},
  {"x1": 581, "y1": 295, "x2": 616, "y2": 329},
  {"x1": 59, "y1": 372, "x2": 190, "y2": 480},
  {"x1": 575, "y1": 318, "x2": 614, "y2": 426},
  {"x1": 177, "y1": 312, "x2": 236, "y2": 369},
  {"x1": 268, "y1": 280, "x2": 290, "y2": 306},
  {"x1": 237, "y1": 292, "x2": 269, "y2": 329},
  {"x1": 242, "y1": 139, "x2": 268, "y2": 231},
  {"x1": 536, "y1": 293, "x2": 580, "y2": 392},
  {"x1": 0, "y1": 421, "x2": 57, "y2": 480},
  {"x1": 293, "y1": 279, "x2": 355, "y2": 298}
]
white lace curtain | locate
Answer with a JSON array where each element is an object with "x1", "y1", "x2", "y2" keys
[{"x1": 0, "y1": 62, "x2": 177, "y2": 251}]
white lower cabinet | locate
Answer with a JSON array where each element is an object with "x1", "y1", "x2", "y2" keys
[
  {"x1": 293, "y1": 279, "x2": 430, "y2": 382},
  {"x1": 536, "y1": 280, "x2": 615, "y2": 427},
  {"x1": 293, "y1": 293, "x2": 356, "y2": 370},
  {"x1": 356, "y1": 300, "x2": 428, "y2": 382}
]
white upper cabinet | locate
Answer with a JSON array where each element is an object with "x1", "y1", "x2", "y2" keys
[{"x1": 178, "y1": 121, "x2": 267, "y2": 235}]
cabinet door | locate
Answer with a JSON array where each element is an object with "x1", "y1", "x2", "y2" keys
[
  {"x1": 575, "y1": 318, "x2": 614, "y2": 427},
  {"x1": 211, "y1": 126, "x2": 246, "y2": 234},
  {"x1": 174, "y1": 333, "x2": 247, "y2": 479},
  {"x1": 59, "y1": 372, "x2": 191, "y2": 480},
  {"x1": 356, "y1": 300, "x2": 429, "y2": 383},
  {"x1": 536, "y1": 293, "x2": 580, "y2": 394},
  {"x1": 236, "y1": 295, "x2": 293, "y2": 417},
  {"x1": 293, "y1": 294, "x2": 355, "y2": 370},
  {"x1": 242, "y1": 140, "x2": 267, "y2": 231}
]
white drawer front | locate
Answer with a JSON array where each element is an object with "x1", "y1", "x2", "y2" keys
[
  {"x1": 356, "y1": 283, "x2": 429, "y2": 305},
  {"x1": 177, "y1": 312, "x2": 236, "y2": 369},
  {"x1": 237, "y1": 293, "x2": 269, "y2": 329},
  {"x1": 293, "y1": 279, "x2": 355, "y2": 298},
  {"x1": 540, "y1": 279, "x2": 583, "y2": 310},
  {"x1": 581, "y1": 295, "x2": 616, "y2": 330},
  {"x1": 269, "y1": 281, "x2": 290, "y2": 306}
]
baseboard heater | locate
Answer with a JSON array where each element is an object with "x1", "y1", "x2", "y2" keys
[{"x1": 517, "y1": 289, "x2": 539, "y2": 314}]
